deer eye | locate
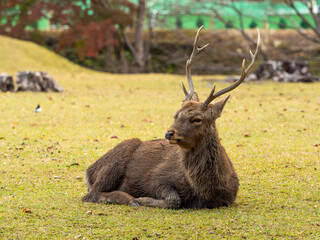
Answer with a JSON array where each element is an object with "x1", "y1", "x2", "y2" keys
[{"x1": 191, "y1": 118, "x2": 202, "y2": 124}]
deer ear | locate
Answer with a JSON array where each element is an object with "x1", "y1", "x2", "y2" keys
[
  {"x1": 191, "y1": 92, "x2": 200, "y2": 102},
  {"x1": 210, "y1": 95, "x2": 230, "y2": 118}
]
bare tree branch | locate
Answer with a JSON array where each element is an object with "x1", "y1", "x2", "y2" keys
[
  {"x1": 304, "y1": 0, "x2": 320, "y2": 27},
  {"x1": 285, "y1": 0, "x2": 320, "y2": 36},
  {"x1": 120, "y1": 29, "x2": 140, "y2": 63},
  {"x1": 209, "y1": 1, "x2": 268, "y2": 60},
  {"x1": 283, "y1": 13, "x2": 320, "y2": 43}
]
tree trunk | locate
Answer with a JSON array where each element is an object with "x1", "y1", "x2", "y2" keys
[
  {"x1": 134, "y1": 0, "x2": 146, "y2": 71},
  {"x1": 104, "y1": 46, "x2": 117, "y2": 73},
  {"x1": 119, "y1": 46, "x2": 129, "y2": 73}
]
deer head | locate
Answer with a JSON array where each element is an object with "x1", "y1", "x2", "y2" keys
[{"x1": 165, "y1": 26, "x2": 260, "y2": 150}]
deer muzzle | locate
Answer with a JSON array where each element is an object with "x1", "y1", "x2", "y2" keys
[
  {"x1": 165, "y1": 129, "x2": 181, "y2": 144},
  {"x1": 165, "y1": 131, "x2": 174, "y2": 140}
]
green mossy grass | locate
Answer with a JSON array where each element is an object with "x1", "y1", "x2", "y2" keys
[{"x1": 0, "y1": 36, "x2": 319, "y2": 239}]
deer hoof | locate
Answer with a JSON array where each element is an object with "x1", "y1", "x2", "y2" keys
[{"x1": 131, "y1": 202, "x2": 139, "y2": 207}]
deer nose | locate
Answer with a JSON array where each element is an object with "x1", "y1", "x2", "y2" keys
[{"x1": 165, "y1": 130, "x2": 175, "y2": 140}]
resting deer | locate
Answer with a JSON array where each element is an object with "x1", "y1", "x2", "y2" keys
[{"x1": 82, "y1": 27, "x2": 260, "y2": 209}]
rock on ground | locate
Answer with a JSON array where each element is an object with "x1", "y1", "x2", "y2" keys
[
  {"x1": 251, "y1": 60, "x2": 319, "y2": 83},
  {"x1": 224, "y1": 60, "x2": 320, "y2": 83},
  {"x1": 16, "y1": 71, "x2": 63, "y2": 92},
  {"x1": 0, "y1": 73, "x2": 15, "y2": 92}
]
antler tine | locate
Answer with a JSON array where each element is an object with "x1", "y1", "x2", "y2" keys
[
  {"x1": 203, "y1": 29, "x2": 261, "y2": 106},
  {"x1": 183, "y1": 26, "x2": 209, "y2": 102}
]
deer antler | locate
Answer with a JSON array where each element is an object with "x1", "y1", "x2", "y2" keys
[
  {"x1": 203, "y1": 29, "x2": 261, "y2": 106},
  {"x1": 182, "y1": 26, "x2": 209, "y2": 102}
]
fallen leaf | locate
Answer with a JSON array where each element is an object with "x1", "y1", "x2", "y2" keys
[
  {"x1": 23, "y1": 209, "x2": 32, "y2": 213},
  {"x1": 314, "y1": 143, "x2": 319, "y2": 147},
  {"x1": 68, "y1": 163, "x2": 79, "y2": 167},
  {"x1": 30, "y1": 123, "x2": 38, "y2": 127},
  {"x1": 120, "y1": 124, "x2": 125, "y2": 128},
  {"x1": 23, "y1": 137, "x2": 30, "y2": 140},
  {"x1": 47, "y1": 146, "x2": 53, "y2": 151},
  {"x1": 110, "y1": 135, "x2": 118, "y2": 139},
  {"x1": 243, "y1": 134, "x2": 250, "y2": 137},
  {"x1": 236, "y1": 144, "x2": 243, "y2": 147},
  {"x1": 293, "y1": 165, "x2": 302, "y2": 170}
]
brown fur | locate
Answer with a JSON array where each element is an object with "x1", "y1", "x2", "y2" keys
[{"x1": 82, "y1": 96, "x2": 239, "y2": 209}]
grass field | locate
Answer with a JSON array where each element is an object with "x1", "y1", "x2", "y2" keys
[{"x1": 0, "y1": 36, "x2": 319, "y2": 239}]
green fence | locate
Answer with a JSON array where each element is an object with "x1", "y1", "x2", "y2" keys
[
  {"x1": 139, "y1": 0, "x2": 316, "y2": 30},
  {"x1": 1, "y1": 0, "x2": 316, "y2": 30}
]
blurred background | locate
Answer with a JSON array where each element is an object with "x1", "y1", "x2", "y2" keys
[{"x1": 1, "y1": 0, "x2": 320, "y2": 75}]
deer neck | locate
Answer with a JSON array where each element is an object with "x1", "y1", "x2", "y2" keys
[{"x1": 180, "y1": 126, "x2": 232, "y2": 200}]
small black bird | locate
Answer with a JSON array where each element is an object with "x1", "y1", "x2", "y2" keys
[{"x1": 34, "y1": 104, "x2": 42, "y2": 113}]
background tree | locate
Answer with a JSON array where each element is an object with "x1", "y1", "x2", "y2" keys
[
  {"x1": 119, "y1": 0, "x2": 154, "y2": 73},
  {"x1": 0, "y1": 0, "x2": 152, "y2": 73},
  {"x1": 55, "y1": 0, "x2": 136, "y2": 73},
  {"x1": 0, "y1": 0, "x2": 42, "y2": 38}
]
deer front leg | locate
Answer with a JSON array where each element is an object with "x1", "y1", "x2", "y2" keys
[
  {"x1": 83, "y1": 190, "x2": 139, "y2": 206},
  {"x1": 135, "y1": 185, "x2": 181, "y2": 209}
]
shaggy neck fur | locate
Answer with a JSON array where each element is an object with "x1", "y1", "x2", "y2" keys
[{"x1": 180, "y1": 125, "x2": 232, "y2": 201}]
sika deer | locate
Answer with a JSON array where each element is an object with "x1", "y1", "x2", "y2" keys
[{"x1": 82, "y1": 27, "x2": 260, "y2": 209}]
